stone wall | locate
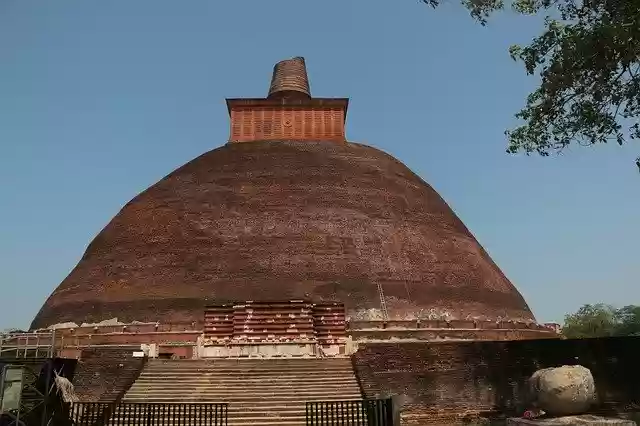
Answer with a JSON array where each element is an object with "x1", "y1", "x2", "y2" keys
[
  {"x1": 73, "y1": 348, "x2": 147, "y2": 402},
  {"x1": 353, "y1": 337, "x2": 640, "y2": 424}
]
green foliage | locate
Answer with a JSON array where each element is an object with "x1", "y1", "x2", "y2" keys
[
  {"x1": 561, "y1": 303, "x2": 640, "y2": 338},
  {"x1": 562, "y1": 303, "x2": 618, "y2": 338},
  {"x1": 614, "y1": 304, "x2": 640, "y2": 336},
  {"x1": 421, "y1": 0, "x2": 640, "y2": 167}
]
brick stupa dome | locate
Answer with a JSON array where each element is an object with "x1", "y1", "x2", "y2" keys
[{"x1": 31, "y1": 58, "x2": 536, "y2": 329}]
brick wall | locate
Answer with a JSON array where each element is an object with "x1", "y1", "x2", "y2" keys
[
  {"x1": 228, "y1": 105, "x2": 346, "y2": 143},
  {"x1": 203, "y1": 301, "x2": 347, "y2": 345},
  {"x1": 72, "y1": 348, "x2": 146, "y2": 403},
  {"x1": 353, "y1": 337, "x2": 640, "y2": 424}
]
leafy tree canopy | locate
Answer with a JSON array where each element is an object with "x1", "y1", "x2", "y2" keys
[
  {"x1": 422, "y1": 0, "x2": 640, "y2": 168},
  {"x1": 561, "y1": 303, "x2": 640, "y2": 338}
]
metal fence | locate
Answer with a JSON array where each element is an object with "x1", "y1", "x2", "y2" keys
[
  {"x1": 305, "y1": 399, "x2": 393, "y2": 426},
  {"x1": 0, "y1": 332, "x2": 56, "y2": 359},
  {"x1": 66, "y1": 402, "x2": 228, "y2": 426}
]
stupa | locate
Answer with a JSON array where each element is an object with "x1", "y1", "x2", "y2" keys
[
  {"x1": 31, "y1": 57, "x2": 553, "y2": 348},
  {"x1": 10, "y1": 58, "x2": 639, "y2": 426}
]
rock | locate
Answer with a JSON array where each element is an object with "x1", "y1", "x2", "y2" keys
[
  {"x1": 528, "y1": 365, "x2": 596, "y2": 416},
  {"x1": 80, "y1": 318, "x2": 123, "y2": 327},
  {"x1": 507, "y1": 415, "x2": 635, "y2": 425},
  {"x1": 48, "y1": 322, "x2": 79, "y2": 330}
]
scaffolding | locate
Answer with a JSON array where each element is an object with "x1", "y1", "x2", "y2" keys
[
  {"x1": 0, "y1": 331, "x2": 56, "y2": 359},
  {"x1": 0, "y1": 357, "x2": 74, "y2": 426}
]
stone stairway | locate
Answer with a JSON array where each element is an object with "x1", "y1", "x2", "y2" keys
[{"x1": 121, "y1": 358, "x2": 364, "y2": 426}]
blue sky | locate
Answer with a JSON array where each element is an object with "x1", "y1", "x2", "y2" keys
[{"x1": 1, "y1": 1, "x2": 638, "y2": 330}]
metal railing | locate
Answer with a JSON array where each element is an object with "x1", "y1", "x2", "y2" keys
[
  {"x1": 0, "y1": 331, "x2": 56, "y2": 359},
  {"x1": 306, "y1": 399, "x2": 393, "y2": 426},
  {"x1": 66, "y1": 402, "x2": 228, "y2": 426}
]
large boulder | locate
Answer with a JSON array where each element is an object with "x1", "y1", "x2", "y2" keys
[{"x1": 528, "y1": 365, "x2": 596, "y2": 415}]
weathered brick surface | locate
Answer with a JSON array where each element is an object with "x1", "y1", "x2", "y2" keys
[
  {"x1": 203, "y1": 300, "x2": 346, "y2": 344},
  {"x1": 31, "y1": 140, "x2": 535, "y2": 328},
  {"x1": 73, "y1": 348, "x2": 146, "y2": 403},
  {"x1": 229, "y1": 104, "x2": 346, "y2": 143},
  {"x1": 353, "y1": 338, "x2": 640, "y2": 425},
  {"x1": 268, "y1": 57, "x2": 311, "y2": 98}
]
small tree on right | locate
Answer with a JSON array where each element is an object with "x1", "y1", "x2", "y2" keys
[{"x1": 562, "y1": 303, "x2": 640, "y2": 338}]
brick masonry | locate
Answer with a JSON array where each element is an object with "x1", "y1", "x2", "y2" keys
[
  {"x1": 353, "y1": 337, "x2": 640, "y2": 425},
  {"x1": 229, "y1": 104, "x2": 346, "y2": 143},
  {"x1": 72, "y1": 348, "x2": 147, "y2": 403},
  {"x1": 203, "y1": 300, "x2": 346, "y2": 344},
  {"x1": 31, "y1": 140, "x2": 537, "y2": 328}
]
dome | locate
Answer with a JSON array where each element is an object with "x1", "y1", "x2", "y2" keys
[{"x1": 31, "y1": 140, "x2": 535, "y2": 329}]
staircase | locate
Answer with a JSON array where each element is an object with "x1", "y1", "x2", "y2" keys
[{"x1": 122, "y1": 358, "x2": 364, "y2": 426}]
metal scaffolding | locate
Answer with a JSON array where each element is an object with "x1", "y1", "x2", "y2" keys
[{"x1": 0, "y1": 331, "x2": 56, "y2": 359}]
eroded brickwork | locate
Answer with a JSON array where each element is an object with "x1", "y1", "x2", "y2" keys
[
  {"x1": 73, "y1": 348, "x2": 146, "y2": 403},
  {"x1": 203, "y1": 301, "x2": 346, "y2": 344},
  {"x1": 32, "y1": 141, "x2": 535, "y2": 329},
  {"x1": 353, "y1": 337, "x2": 640, "y2": 425}
]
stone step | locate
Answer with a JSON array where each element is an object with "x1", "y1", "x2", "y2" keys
[
  {"x1": 124, "y1": 393, "x2": 363, "y2": 401},
  {"x1": 132, "y1": 380, "x2": 359, "y2": 389},
  {"x1": 115, "y1": 401, "x2": 362, "y2": 410},
  {"x1": 139, "y1": 375, "x2": 354, "y2": 382},
  {"x1": 131, "y1": 377, "x2": 359, "y2": 385},
  {"x1": 130, "y1": 378, "x2": 360, "y2": 385},
  {"x1": 126, "y1": 359, "x2": 362, "y2": 425},
  {"x1": 129, "y1": 387, "x2": 359, "y2": 393},
  {"x1": 142, "y1": 365, "x2": 355, "y2": 370},
  {"x1": 126, "y1": 392, "x2": 361, "y2": 407},
  {"x1": 128, "y1": 384, "x2": 360, "y2": 392},
  {"x1": 125, "y1": 383, "x2": 360, "y2": 393},
  {"x1": 118, "y1": 402, "x2": 363, "y2": 413},
  {"x1": 107, "y1": 413, "x2": 368, "y2": 422},
  {"x1": 125, "y1": 395, "x2": 362, "y2": 401},
  {"x1": 147, "y1": 360, "x2": 353, "y2": 365},
  {"x1": 103, "y1": 419, "x2": 306, "y2": 426},
  {"x1": 123, "y1": 395, "x2": 363, "y2": 403},
  {"x1": 134, "y1": 370, "x2": 355, "y2": 380},
  {"x1": 144, "y1": 364, "x2": 352, "y2": 371},
  {"x1": 127, "y1": 386, "x2": 360, "y2": 396},
  {"x1": 140, "y1": 368, "x2": 357, "y2": 374},
  {"x1": 228, "y1": 415, "x2": 309, "y2": 423},
  {"x1": 106, "y1": 416, "x2": 368, "y2": 426},
  {"x1": 108, "y1": 409, "x2": 366, "y2": 418},
  {"x1": 136, "y1": 376, "x2": 358, "y2": 387},
  {"x1": 231, "y1": 423, "x2": 305, "y2": 426},
  {"x1": 129, "y1": 380, "x2": 359, "y2": 387},
  {"x1": 104, "y1": 420, "x2": 309, "y2": 426},
  {"x1": 147, "y1": 361, "x2": 352, "y2": 365},
  {"x1": 144, "y1": 366, "x2": 353, "y2": 374}
]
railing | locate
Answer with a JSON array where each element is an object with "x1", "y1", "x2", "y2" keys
[
  {"x1": 0, "y1": 331, "x2": 56, "y2": 359},
  {"x1": 306, "y1": 399, "x2": 393, "y2": 426},
  {"x1": 67, "y1": 402, "x2": 228, "y2": 426}
]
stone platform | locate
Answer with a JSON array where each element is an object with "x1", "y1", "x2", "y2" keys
[{"x1": 507, "y1": 414, "x2": 636, "y2": 425}]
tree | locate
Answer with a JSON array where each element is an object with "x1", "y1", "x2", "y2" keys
[
  {"x1": 422, "y1": 0, "x2": 640, "y2": 168},
  {"x1": 561, "y1": 303, "x2": 640, "y2": 337},
  {"x1": 614, "y1": 304, "x2": 640, "y2": 335},
  {"x1": 562, "y1": 303, "x2": 619, "y2": 338}
]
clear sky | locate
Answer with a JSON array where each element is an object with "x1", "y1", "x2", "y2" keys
[{"x1": 1, "y1": 1, "x2": 638, "y2": 330}]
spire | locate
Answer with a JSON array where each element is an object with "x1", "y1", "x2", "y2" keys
[
  {"x1": 267, "y1": 57, "x2": 311, "y2": 99},
  {"x1": 226, "y1": 56, "x2": 348, "y2": 143}
]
